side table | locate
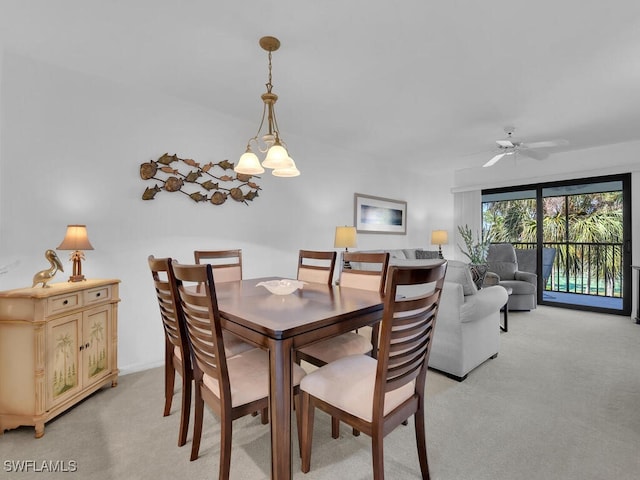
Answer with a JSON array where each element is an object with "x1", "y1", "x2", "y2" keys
[{"x1": 501, "y1": 286, "x2": 513, "y2": 332}]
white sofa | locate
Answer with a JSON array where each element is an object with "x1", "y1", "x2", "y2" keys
[{"x1": 354, "y1": 248, "x2": 508, "y2": 381}]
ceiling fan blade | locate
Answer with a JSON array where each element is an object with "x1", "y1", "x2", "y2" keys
[
  {"x1": 522, "y1": 139, "x2": 570, "y2": 149},
  {"x1": 518, "y1": 149, "x2": 549, "y2": 161},
  {"x1": 496, "y1": 140, "x2": 514, "y2": 148},
  {"x1": 483, "y1": 153, "x2": 506, "y2": 167}
]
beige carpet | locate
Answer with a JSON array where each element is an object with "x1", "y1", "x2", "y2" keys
[{"x1": 1, "y1": 306, "x2": 639, "y2": 479}]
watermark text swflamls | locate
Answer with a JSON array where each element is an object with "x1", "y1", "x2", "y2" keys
[{"x1": 4, "y1": 460, "x2": 78, "y2": 473}]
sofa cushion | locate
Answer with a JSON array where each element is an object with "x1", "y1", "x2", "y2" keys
[
  {"x1": 403, "y1": 249, "x2": 417, "y2": 259},
  {"x1": 415, "y1": 249, "x2": 440, "y2": 260},
  {"x1": 444, "y1": 260, "x2": 477, "y2": 296},
  {"x1": 387, "y1": 249, "x2": 407, "y2": 260}
]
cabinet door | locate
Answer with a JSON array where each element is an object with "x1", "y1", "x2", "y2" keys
[
  {"x1": 47, "y1": 313, "x2": 82, "y2": 407},
  {"x1": 81, "y1": 304, "x2": 111, "y2": 388}
]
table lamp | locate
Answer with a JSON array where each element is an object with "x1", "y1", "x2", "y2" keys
[
  {"x1": 57, "y1": 225, "x2": 94, "y2": 282},
  {"x1": 334, "y1": 226, "x2": 357, "y2": 269},
  {"x1": 431, "y1": 230, "x2": 448, "y2": 259}
]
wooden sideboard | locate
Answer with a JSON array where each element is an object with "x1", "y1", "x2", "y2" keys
[{"x1": 0, "y1": 279, "x2": 120, "y2": 437}]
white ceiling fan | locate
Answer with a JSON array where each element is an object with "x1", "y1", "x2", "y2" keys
[{"x1": 483, "y1": 126, "x2": 567, "y2": 168}]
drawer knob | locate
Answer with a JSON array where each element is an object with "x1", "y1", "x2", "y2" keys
[
  {"x1": 96, "y1": 292, "x2": 101, "y2": 297},
  {"x1": 63, "y1": 300, "x2": 69, "y2": 305}
]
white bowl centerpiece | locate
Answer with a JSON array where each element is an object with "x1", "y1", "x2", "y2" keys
[{"x1": 256, "y1": 279, "x2": 304, "y2": 295}]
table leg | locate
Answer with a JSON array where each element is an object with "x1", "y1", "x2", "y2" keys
[
  {"x1": 501, "y1": 303, "x2": 508, "y2": 332},
  {"x1": 268, "y1": 337, "x2": 293, "y2": 480}
]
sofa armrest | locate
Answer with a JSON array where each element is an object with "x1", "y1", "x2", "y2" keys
[
  {"x1": 514, "y1": 270, "x2": 537, "y2": 285},
  {"x1": 440, "y1": 281, "x2": 464, "y2": 314}
]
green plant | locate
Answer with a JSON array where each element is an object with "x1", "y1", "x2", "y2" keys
[{"x1": 457, "y1": 224, "x2": 492, "y2": 264}]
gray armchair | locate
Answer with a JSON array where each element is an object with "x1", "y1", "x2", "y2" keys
[{"x1": 484, "y1": 243, "x2": 537, "y2": 311}]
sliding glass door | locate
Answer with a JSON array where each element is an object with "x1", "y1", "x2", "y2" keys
[{"x1": 482, "y1": 174, "x2": 631, "y2": 315}]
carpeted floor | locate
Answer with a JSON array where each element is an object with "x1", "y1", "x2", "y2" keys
[{"x1": 1, "y1": 306, "x2": 639, "y2": 479}]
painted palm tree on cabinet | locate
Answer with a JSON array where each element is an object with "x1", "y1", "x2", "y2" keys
[
  {"x1": 88, "y1": 320, "x2": 106, "y2": 377},
  {"x1": 53, "y1": 331, "x2": 77, "y2": 397}
]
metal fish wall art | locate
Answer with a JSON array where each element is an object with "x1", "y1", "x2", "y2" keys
[{"x1": 140, "y1": 153, "x2": 261, "y2": 206}]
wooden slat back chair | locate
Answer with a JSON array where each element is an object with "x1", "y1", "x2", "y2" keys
[
  {"x1": 300, "y1": 262, "x2": 448, "y2": 480},
  {"x1": 297, "y1": 249, "x2": 337, "y2": 285},
  {"x1": 296, "y1": 251, "x2": 390, "y2": 367},
  {"x1": 171, "y1": 261, "x2": 307, "y2": 478},
  {"x1": 296, "y1": 251, "x2": 390, "y2": 438},
  {"x1": 194, "y1": 249, "x2": 254, "y2": 358},
  {"x1": 147, "y1": 255, "x2": 192, "y2": 447},
  {"x1": 194, "y1": 249, "x2": 242, "y2": 283}
]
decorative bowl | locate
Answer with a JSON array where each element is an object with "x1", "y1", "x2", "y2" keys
[{"x1": 256, "y1": 279, "x2": 304, "y2": 295}]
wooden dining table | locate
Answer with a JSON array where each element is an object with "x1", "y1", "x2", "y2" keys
[{"x1": 214, "y1": 277, "x2": 384, "y2": 480}]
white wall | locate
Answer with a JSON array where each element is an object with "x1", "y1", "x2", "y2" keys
[{"x1": 0, "y1": 52, "x2": 452, "y2": 372}]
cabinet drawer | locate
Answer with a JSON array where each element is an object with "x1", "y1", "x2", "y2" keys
[
  {"x1": 84, "y1": 285, "x2": 112, "y2": 305},
  {"x1": 48, "y1": 292, "x2": 82, "y2": 315}
]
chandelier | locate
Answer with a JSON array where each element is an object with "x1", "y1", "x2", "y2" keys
[{"x1": 234, "y1": 36, "x2": 300, "y2": 178}]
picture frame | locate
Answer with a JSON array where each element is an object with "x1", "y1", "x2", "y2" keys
[{"x1": 354, "y1": 193, "x2": 407, "y2": 234}]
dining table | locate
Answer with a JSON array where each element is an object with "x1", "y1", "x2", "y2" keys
[{"x1": 214, "y1": 276, "x2": 384, "y2": 480}]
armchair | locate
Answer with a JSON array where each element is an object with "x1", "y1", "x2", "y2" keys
[{"x1": 485, "y1": 243, "x2": 537, "y2": 311}]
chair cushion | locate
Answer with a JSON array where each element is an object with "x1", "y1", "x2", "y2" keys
[
  {"x1": 203, "y1": 348, "x2": 306, "y2": 407},
  {"x1": 487, "y1": 244, "x2": 518, "y2": 280},
  {"x1": 499, "y1": 279, "x2": 536, "y2": 296},
  {"x1": 298, "y1": 267, "x2": 330, "y2": 284},
  {"x1": 300, "y1": 354, "x2": 415, "y2": 422},
  {"x1": 298, "y1": 332, "x2": 372, "y2": 364},
  {"x1": 444, "y1": 260, "x2": 477, "y2": 296}
]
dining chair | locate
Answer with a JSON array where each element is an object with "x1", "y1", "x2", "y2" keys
[
  {"x1": 296, "y1": 249, "x2": 337, "y2": 285},
  {"x1": 171, "y1": 261, "x2": 307, "y2": 478},
  {"x1": 194, "y1": 249, "x2": 254, "y2": 358},
  {"x1": 299, "y1": 262, "x2": 448, "y2": 480},
  {"x1": 296, "y1": 251, "x2": 390, "y2": 368},
  {"x1": 147, "y1": 255, "x2": 192, "y2": 447},
  {"x1": 194, "y1": 249, "x2": 243, "y2": 283}
]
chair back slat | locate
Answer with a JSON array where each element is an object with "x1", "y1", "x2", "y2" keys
[
  {"x1": 172, "y1": 262, "x2": 231, "y2": 402},
  {"x1": 340, "y1": 252, "x2": 390, "y2": 293},
  {"x1": 297, "y1": 250, "x2": 336, "y2": 285},
  {"x1": 194, "y1": 249, "x2": 243, "y2": 282},
  {"x1": 374, "y1": 262, "x2": 447, "y2": 404},
  {"x1": 147, "y1": 256, "x2": 190, "y2": 363}
]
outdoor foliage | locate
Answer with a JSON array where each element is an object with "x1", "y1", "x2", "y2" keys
[{"x1": 482, "y1": 191, "x2": 624, "y2": 297}]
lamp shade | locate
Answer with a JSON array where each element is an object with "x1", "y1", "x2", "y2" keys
[
  {"x1": 272, "y1": 157, "x2": 300, "y2": 177},
  {"x1": 431, "y1": 230, "x2": 448, "y2": 245},
  {"x1": 57, "y1": 225, "x2": 94, "y2": 251},
  {"x1": 334, "y1": 226, "x2": 357, "y2": 249},
  {"x1": 262, "y1": 144, "x2": 291, "y2": 169},
  {"x1": 235, "y1": 149, "x2": 265, "y2": 175}
]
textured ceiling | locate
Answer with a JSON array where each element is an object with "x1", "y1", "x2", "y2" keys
[{"x1": 2, "y1": 0, "x2": 640, "y2": 172}]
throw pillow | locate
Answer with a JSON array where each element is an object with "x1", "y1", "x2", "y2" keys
[
  {"x1": 445, "y1": 260, "x2": 478, "y2": 296},
  {"x1": 415, "y1": 250, "x2": 440, "y2": 260}
]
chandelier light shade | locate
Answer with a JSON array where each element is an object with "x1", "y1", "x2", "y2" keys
[
  {"x1": 57, "y1": 224, "x2": 94, "y2": 282},
  {"x1": 234, "y1": 36, "x2": 300, "y2": 178},
  {"x1": 431, "y1": 229, "x2": 449, "y2": 259}
]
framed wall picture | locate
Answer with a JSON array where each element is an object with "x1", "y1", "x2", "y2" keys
[{"x1": 354, "y1": 193, "x2": 407, "y2": 234}]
